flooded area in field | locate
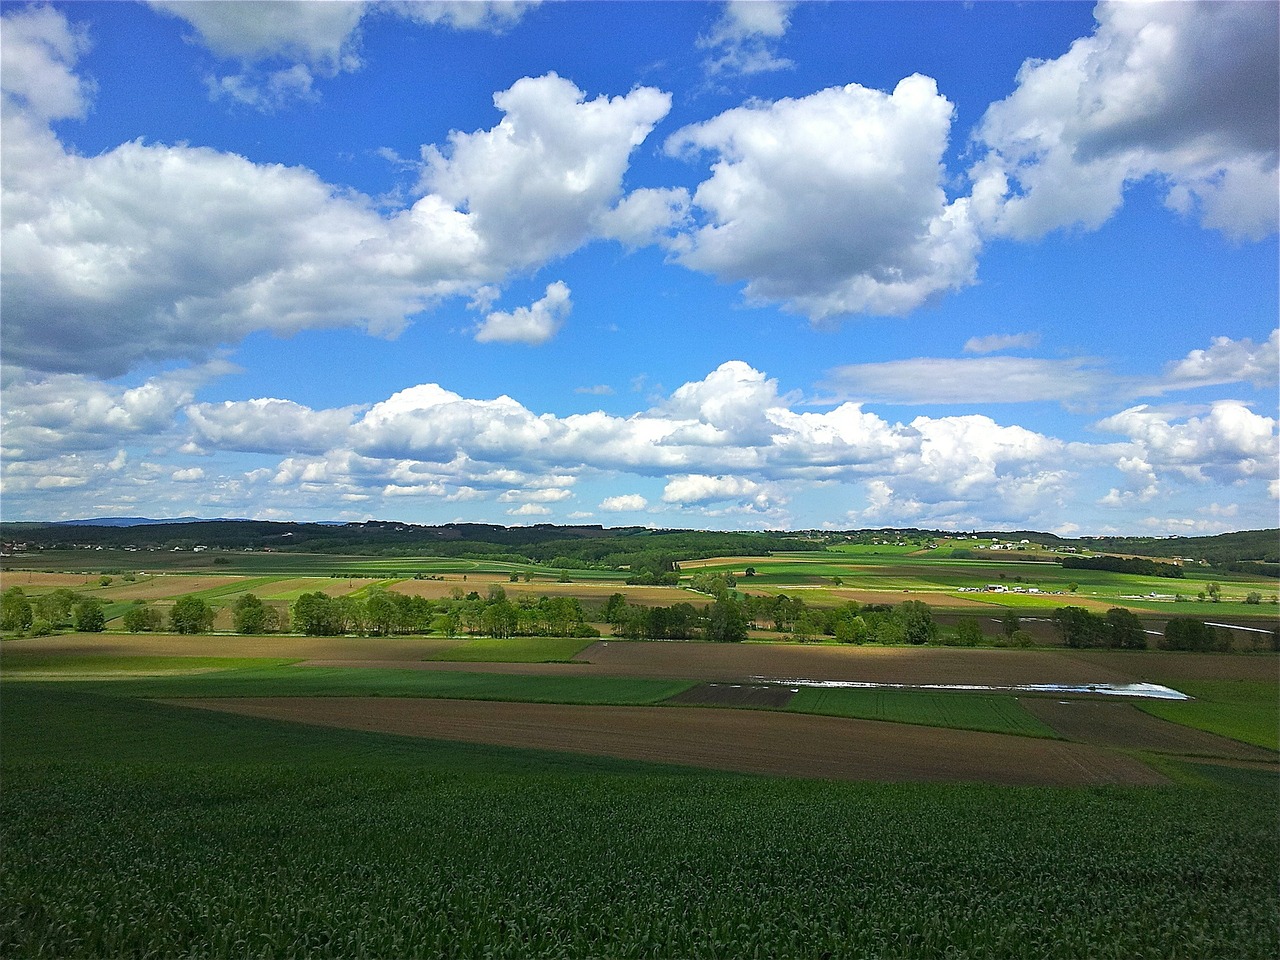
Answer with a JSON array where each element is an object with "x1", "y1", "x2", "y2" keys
[{"x1": 749, "y1": 677, "x2": 1192, "y2": 700}]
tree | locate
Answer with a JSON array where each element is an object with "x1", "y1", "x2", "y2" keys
[
  {"x1": 1053, "y1": 606, "x2": 1106, "y2": 648},
  {"x1": 233, "y1": 593, "x2": 269, "y2": 635},
  {"x1": 1245, "y1": 592, "x2": 1262, "y2": 605},
  {"x1": 1, "y1": 587, "x2": 33, "y2": 632},
  {"x1": 1160, "y1": 618, "x2": 1228, "y2": 652},
  {"x1": 1103, "y1": 607, "x2": 1146, "y2": 649},
  {"x1": 122, "y1": 602, "x2": 162, "y2": 632},
  {"x1": 293, "y1": 592, "x2": 336, "y2": 636},
  {"x1": 1001, "y1": 611, "x2": 1021, "y2": 638},
  {"x1": 170, "y1": 596, "x2": 215, "y2": 634},
  {"x1": 1206, "y1": 582, "x2": 1221, "y2": 603},
  {"x1": 704, "y1": 597, "x2": 748, "y2": 643},
  {"x1": 953, "y1": 617, "x2": 984, "y2": 647},
  {"x1": 896, "y1": 600, "x2": 937, "y2": 645},
  {"x1": 73, "y1": 599, "x2": 106, "y2": 633}
]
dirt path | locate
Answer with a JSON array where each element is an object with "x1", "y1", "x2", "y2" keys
[{"x1": 165, "y1": 696, "x2": 1167, "y2": 787}]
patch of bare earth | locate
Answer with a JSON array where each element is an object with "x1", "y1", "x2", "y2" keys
[
  {"x1": 1, "y1": 634, "x2": 458, "y2": 660},
  {"x1": 165, "y1": 697, "x2": 1165, "y2": 786},
  {"x1": 667, "y1": 683, "x2": 797, "y2": 709},
  {"x1": 101, "y1": 575, "x2": 249, "y2": 601},
  {"x1": 0, "y1": 572, "x2": 100, "y2": 589},
  {"x1": 1021, "y1": 698, "x2": 1278, "y2": 763},
  {"x1": 1063, "y1": 650, "x2": 1280, "y2": 683},
  {"x1": 574, "y1": 641, "x2": 1138, "y2": 686}
]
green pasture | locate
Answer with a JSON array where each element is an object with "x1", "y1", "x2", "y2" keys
[
  {"x1": 3, "y1": 684, "x2": 1277, "y2": 959},
  {"x1": 426, "y1": 635, "x2": 596, "y2": 663},
  {"x1": 788, "y1": 687, "x2": 1057, "y2": 738},
  {"x1": 1139, "y1": 680, "x2": 1279, "y2": 751}
]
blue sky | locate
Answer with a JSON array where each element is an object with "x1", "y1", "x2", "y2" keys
[{"x1": 2, "y1": 0, "x2": 1276, "y2": 536}]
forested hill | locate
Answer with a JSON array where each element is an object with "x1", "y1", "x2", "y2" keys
[
  {"x1": 0, "y1": 520, "x2": 815, "y2": 571},
  {"x1": 2, "y1": 520, "x2": 1275, "y2": 573}
]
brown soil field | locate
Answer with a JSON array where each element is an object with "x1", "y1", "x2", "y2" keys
[
  {"x1": 574, "y1": 641, "x2": 1138, "y2": 686},
  {"x1": 1022, "y1": 699, "x2": 1278, "y2": 762},
  {"x1": 1063, "y1": 649, "x2": 1279, "y2": 683},
  {"x1": 1, "y1": 633, "x2": 459, "y2": 661},
  {"x1": 166, "y1": 696, "x2": 1166, "y2": 786},
  {"x1": 0, "y1": 572, "x2": 103, "y2": 589},
  {"x1": 667, "y1": 682, "x2": 797, "y2": 709},
  {"x1": 99, "y1": 575, "x2": 249, "y2": 601}
]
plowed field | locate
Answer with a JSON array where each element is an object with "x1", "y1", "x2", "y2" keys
[
  {"x1": 167, "y1": 696, "x2": 1167, "y2": 786},
  {"x1": 1022, "y1": 698, "x2": 1278, "y2": 762},
  {"x1": 576, "y1": 641, "x2": 1136, "y2": 685}
]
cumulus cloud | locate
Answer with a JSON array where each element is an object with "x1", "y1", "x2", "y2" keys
[
  {"x1": 0, "y1": 364, "x2": 229, "y2": 461},
  {"x1": 971, "y1": 1, "x2": 1279, "y2": 242},
  {"x1": 599, "y1": 494, "x2": 648, "y2": 512},
  {"x1": 666, "y1": 75, "x2": 980, "y2": 319},
  {"x1": 185, "y1": 398, "x2": 363, "y2": 455},
  {"x1": 422, "y1": 73, "x2": 671, "y2": 272},
  {"x1": 1158, "y1": 329, "x2": 1279, "y2": 392},
  {"x1": 0, "y1": 4, "x2": 94, "y2": 122},
  {"x1": 386, "y1": 1, "x2": 541, "y2": 34},
  {"x1": 662, "y1": 474, "x2": 762, "y2": 505},
  {"x1": 475, "y1": 281, "x2": 571, "y2": 345},
  {"x1": 1095, "y1": 402, "x2": 1279, "y2": 484},
  {"x1": 699, "y1": 0, "x2": 794, "y2": 76},
  {"x1": 1, "y1": 15, "x2": 667, "y2": 379}
]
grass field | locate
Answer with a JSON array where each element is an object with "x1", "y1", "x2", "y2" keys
[
  {"x1": 1138, "y1": 680, "x2": 1280, "y2": 751},
  {"x1": 3, "y1": 684, "x2": 1277, "y2": 959}
]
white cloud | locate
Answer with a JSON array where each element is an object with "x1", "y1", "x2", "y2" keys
[
  {"x1": 662, "y1": 474, "x2": 762, "y2": 505},
  {"x1": 596, "y1": 187, "x2": 691, "y2": 249},
  {"x1": 421, "y1": 73, "x2": 671, "y2": 273},
  {"x1": 823, "y1": 356, "x2": 1102, "y2": 405},
  {"x1": 1, "y1": 17, "x2": 667, "y2": 379},
  {"x1": 1158, "y1": 330, "x2": 1279, "y2": 392},
  {"x1": 386, "y1": 1, "x2": 541, "y2": 34},
  {"x1": 172, "y1": 467, "x2": 205, "y2": 482},
  {"x1": 1095, "y1": 402, "x2": 1279, "y2": 484},
  {"x1": 574, "y1": 384, "x2": 614, "y2": 396},
  {"x1": 186, "y1": 398, "x2": 363, "y2": 455},
  {"x1": 507, "y1": 502, "x2": 551, "y2": 517},
  {"x1": 475, "y1": 281, "x2": 571, "y2": 345},
  {"x1": 963, "y1": 332, "x2": 1041, "y2": 354},
  {"x1": 0, "y1": 364, "x2": 228, "y2": 460},
  {"x1": 971, "y1": 1, "x2": 1279, "y2": 242},
  {"x1": 599, "y1": 494, "x2": 648, "y2": 512},
  {"x1": 666, "y1": 75, "x2": 980, "y2": 319},
  {"x1": 151, "y1": 1, "x2": 366, "y2": 69},
  {"x1": 0, "y1": 4, "x2": 94, "y2": 122},
  {"x1": 699, "y1": 1, "x2": 794, "y2": 76},
  {"x1": 206, "y1": 64, "x2": 319, "y2": 111}
]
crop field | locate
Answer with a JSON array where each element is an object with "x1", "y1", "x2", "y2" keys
[{"x1": 3, "y1": 681, "x2": 1278, "y2": 958}]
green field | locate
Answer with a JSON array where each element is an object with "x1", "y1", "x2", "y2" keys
[
  {"x1": 3, "y1": 684, "x2": 1277, "y2": 959},
  {"x1": 1139, "y1": 680, "x2": 1280, "y2": 750}
]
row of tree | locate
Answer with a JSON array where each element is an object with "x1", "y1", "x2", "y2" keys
[{"x1": 2, "y1": 587, "x2": 104, "y2": 634}]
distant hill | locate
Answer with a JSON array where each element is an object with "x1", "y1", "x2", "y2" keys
[
  {"x1": 2, "y1": 519, "x2": 1274, "y2": 575},
  {"x1": 49, "y1": 517, "x2": 225, "y2": 527}
]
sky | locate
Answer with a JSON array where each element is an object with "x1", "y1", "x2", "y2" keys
[{"x1": 1, "y1": 0, "x2": 1277, "y2": 536}]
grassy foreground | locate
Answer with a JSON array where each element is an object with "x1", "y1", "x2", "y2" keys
[{"x1": 3, "y1": 685, "x2": 1278, "y2": 959}]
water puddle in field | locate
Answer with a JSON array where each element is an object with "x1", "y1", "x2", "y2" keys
[{"x1": 749, "y1": 678, "x2": 1192, "y2": 700}]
